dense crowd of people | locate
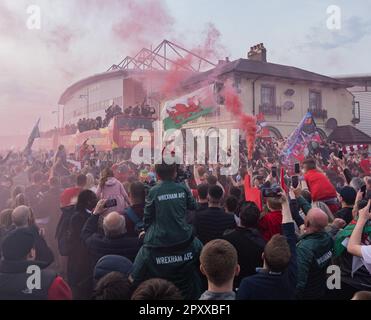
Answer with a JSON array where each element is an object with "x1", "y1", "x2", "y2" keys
[
  {"x1": 76, "y1": 104, "x2": 123, "y2": 133},
  {"x1": 76, "y1": 104, "x2": 156, "y2": 133},
  {"x1": 41, "y1": 124, "x2": 78, "y2": 138},
  {"x1": 41, "y1": 103, "x2": 157, "y2": 138},
  {"x1": 0, "y1": 136, "x2": 371, "y2": 300}
]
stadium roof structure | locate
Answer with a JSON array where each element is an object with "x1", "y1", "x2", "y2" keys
[
  {"x1": 58, "y1": 40, "x2": 217, "y2": 105},
  {"x1": 107, "y1": 40, "x2": 217, "y2": 73}
]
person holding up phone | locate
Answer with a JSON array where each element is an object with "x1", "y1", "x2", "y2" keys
[
  {"x1": 237, "y1": 190, "x2": 297, "y2": 300},
  {"x1": 291, "y1": 163, "x2": 301, "y2": 189},
  {"x1": 81, "y1": 199, "x2": 141, "y2": 266}
]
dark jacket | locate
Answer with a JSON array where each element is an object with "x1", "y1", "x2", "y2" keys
[
  {"x1": 196, "y1": 202, "x2": 209, "y2": 212},
  {"x1": 186, "y1": 202, "x2": 208, "y2": 225},
  {"x1": 0, "y1": 260, "x2": 71, "y2": 300},
  {"x1": 81, "y1": 214, "x2": 141, "y2": 264},
  {"x1": 0, "y1": 225, "x2": 54, "y2": 264},
  {"x1": 296, "y1": 231, "x2": 334, "y2": 300},
  {"x1": 36, "y1": 187, "x2": 62, "y2": 252},
  {"x1": 37, "y1": 186, "x2": 61, "y2": 220},
  {"x1": 124, "y1": 203, "x2": 144, "y2": 236},
  {"x1": 0, "y1": 185, "x2": 10, "y2": 211},
  {"x1": 0, "y1": 225, "x2": 54, "y2": 267},
  {"x1": 67, "y1": 209, "x2": 92, "y2": 299},
  {"x1": 237, "y1": 223, "x2": 297, "y2": 300},
  {"x1": 25, "y1": 184, "x2": 44, "y2": 215},
  {"x1": 335, "y1": 207, "x2": 353, "y2": 225},
  {"x1": 335, "y1": 251, "x2": 371, "y2": 291},
  {"x1": 223, "y1": 227, "x2": 266, "y2": 287},
  {"x1": 29, "y1": 224, "x2": 55, "y2": 265},
  {"x1": 193, "y1": 207, "x2": 236, "y2": 244}
]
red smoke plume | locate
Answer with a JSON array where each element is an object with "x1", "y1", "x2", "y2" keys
[
  {"x1": 194, "y1": 23, "x2": 226, "y2": 62},
  {"x1": 161, "y1": 23, "x2": 226, "y2": 97},
  {"x1": 112, "y1": 0, "x2": 174, "y2": 53},
  {"x1": 222, "y1": 82, "x2": 257, "y2": 160},
  {"x1": 161, "y1": 55, "x2": 193, "y2": 97}
]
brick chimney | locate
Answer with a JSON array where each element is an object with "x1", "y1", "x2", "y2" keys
[
  {"x1": 248, "y1": 43, "x2": 267, "y2": 62},
  {"x1": 218, "y1": 57, "x2": 231, "y2": 65}
]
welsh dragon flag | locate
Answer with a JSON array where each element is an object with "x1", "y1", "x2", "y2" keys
[{"x1": 162, "y1": 86, "x2": 215, "y2": 131}]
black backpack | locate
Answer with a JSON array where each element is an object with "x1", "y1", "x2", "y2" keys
[{"x1": 55, "y1": 205, "x2": 76, "y2": 256}]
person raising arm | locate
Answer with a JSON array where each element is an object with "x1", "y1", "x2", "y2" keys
[{"x1": 348, "y1": 200, "x2": 371, "y2": 258}]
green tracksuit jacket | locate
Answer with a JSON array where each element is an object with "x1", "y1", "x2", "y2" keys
[{"x1": 131, "y1": 180, "x2": 203, "y2": 299}]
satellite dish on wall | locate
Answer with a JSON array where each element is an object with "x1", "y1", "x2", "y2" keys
[
  {"x1": 325, "y1": 118, "x2": 338, "y2": 130},
  {"x1": 283, "y1": 101, "x2": 295, "y2": 111}
]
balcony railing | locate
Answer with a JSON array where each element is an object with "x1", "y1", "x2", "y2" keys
[
  {"x1": 308, "y1": 108, "x2": 328, "y2": 120},
  {"x1": 259, "y1": 104, "x2": 282, "y2": 119}
]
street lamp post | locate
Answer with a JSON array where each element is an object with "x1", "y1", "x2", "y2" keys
[
  {"x1": 52, "y1": 106, "x2": 60, "y2": 145},
  {"x1": 79, "y1": 88, "x2": 90, "y2": 118},
  {"x1": 52, "y1": 106, "x2": 60, "y2": 130}
]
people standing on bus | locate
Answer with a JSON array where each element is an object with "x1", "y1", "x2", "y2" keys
[{"x1": 124, "y1": 106, "x2": 133, "y2": 117}]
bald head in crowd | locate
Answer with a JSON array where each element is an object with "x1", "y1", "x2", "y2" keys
[
  {"x1": 103, "y1": 212, "x2": 126, "y2": 238},
  {"x1": 11, "y1": 206, "x2": 32, "y2": 228},
  {"x1": 304, "y1": 208, "x2": 329, "y2": 234}
]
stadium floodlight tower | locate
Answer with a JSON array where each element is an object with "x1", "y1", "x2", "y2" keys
[{"x1": 107, "y1": 40, "x2": 217, "y2": 72}]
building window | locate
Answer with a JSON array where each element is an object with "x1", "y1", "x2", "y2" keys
[
  {"x1": 309, "y1": 90, "x2": 322, "y2": 110},
  {"x1": 205, "y1": 106, "x2": 221, "y2": 119},
  {"x1": 261, "y1": 85, "x2": 276, "y2": 107}
]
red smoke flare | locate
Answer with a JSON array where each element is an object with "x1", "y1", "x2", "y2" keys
[
  {"x1": 161, "y1": 23, "x2": 227, "y2": 97},
  {"x1": 222, "y1": 82, "x2": 257, "y2": 160},
  {"x1": 161, "y1": 54, "x2": 193, "y2": 97}
]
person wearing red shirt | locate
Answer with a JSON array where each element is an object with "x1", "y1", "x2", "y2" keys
[
  {"x1": 303, "y1": 158, "x2": 339, "y2": 214},
  {"x1": 360, "y1": 153, "x2": 370, "y2": 176},
  {"x1": 258, "y1": 197, "x2": 282, "y2": 242},
  {"x1": 60, "y1": 174, "x2": 87, "y2": 208},
  {"x1": 78, "y1": 140, "x2": 94, "y2": 163}
]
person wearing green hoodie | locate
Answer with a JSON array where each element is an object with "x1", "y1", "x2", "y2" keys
[{"x1": 130, "y1": 160, "x2": 203, "y2": 300}]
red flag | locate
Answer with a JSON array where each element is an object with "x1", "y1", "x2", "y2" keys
[{"x1": 244, "y1": 174, "x2": 263, "y2": 212}]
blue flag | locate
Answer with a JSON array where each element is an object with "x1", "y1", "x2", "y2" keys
[
  {"x1": 281, "y1": 112, "x2": 322, "y2": 164},
  {"x1": 24, "y1": 118, "x2": 41, "y2": 154}
]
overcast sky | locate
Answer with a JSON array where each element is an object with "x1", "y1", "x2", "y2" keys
[{"x1": 0, "y1": 0, "x2": 370, "y2": 136}]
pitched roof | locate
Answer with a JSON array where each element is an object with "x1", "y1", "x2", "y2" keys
[
  {"x1": 328, "y1": 126, "x2": 371, "y2": 145},
  {"x1": 181, "y1": 58, "x2": 352, "y2": 89}
]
